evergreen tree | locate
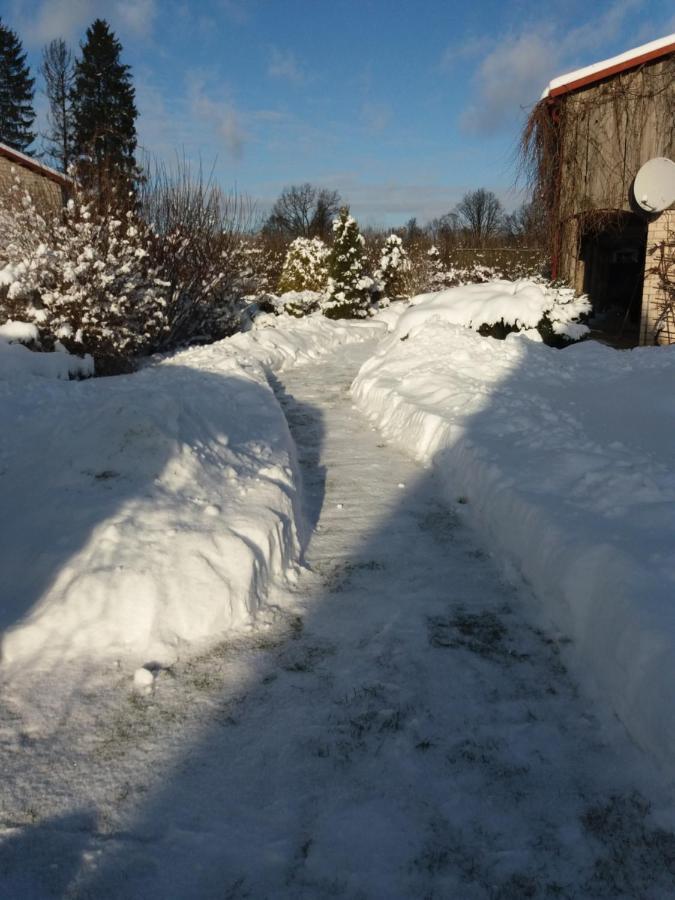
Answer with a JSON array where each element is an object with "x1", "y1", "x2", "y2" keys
[
  {"x1": 71, "y1": 19, "x2": 138, "y2": 185},
  {"x1": 322, "y1": 207, "x2": 371, "y2": 319},
  {"x1": 375, "y1": 233, "x2": 410, "y2": 299},
  {"x1": 40, "y1": 38, "x2": 75, "y2": 173},
  {"x1": 0, "y1": 18, "x2": 35, "y2": 152},
  {"x1": 278, "y1": 237, "x2": 329, "y2": 293}
]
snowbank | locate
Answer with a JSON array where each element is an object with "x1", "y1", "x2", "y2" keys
[
  {"x1": 167, "y1": 310, "x2": 386, "y2": 373},
  {"x1": 396, "y1": 279, "x2": 590, "y2": 340},
  {"x1": 0, "y1": 320, "x2": 40, "y2": 344},
  {"x1": 0, "y1": 322, "x2": 93, "y2": 381},
  {"x1": 0, "y1": 314, "x2": 385, "y2": 674},
  {"x1": 353, "y1": 317, "x2": 675, "y2": 769}
]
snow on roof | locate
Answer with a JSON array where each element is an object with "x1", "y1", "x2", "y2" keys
[
  {"x1": 540, "y1": 33, "x2": 675, "y2": 100},
  {"x1": 0, "y1": 142, "x2": 73, "y2": 187}
]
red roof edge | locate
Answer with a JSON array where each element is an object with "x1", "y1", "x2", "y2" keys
[{"x1": 548, "y1": 41, "x2": 675, "y2": 98}]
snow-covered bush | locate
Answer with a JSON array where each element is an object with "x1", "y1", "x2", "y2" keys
[
  {"x1": 322, "y1": 208, "x2": 371, "y2": 319},
  {"x1": 402, "y1": 280, "x2": 591, "y2": 346},
  {"x1": 375, "y1": 234, "x2": 410, "y2": 299},
  {"x1": 424, "y1": 245, "x2": 448, "y2": 290},
  {"x1": 276, "y1": 290, "x2": 323, "y2": 317},
  {"x1": 278, "y1": 237, "x2": 329, "y2": 295},
  {"x1": 0, "y1": 178, "x2": 169, "y2": 373}
]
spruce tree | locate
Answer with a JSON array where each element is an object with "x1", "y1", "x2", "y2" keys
[
  {"x1": 0, "y1": 18, "x2": 35, "y2": 152},
  {"x1": 40, "y1": 38, "x2": 75, "y2": 173},
  {"x1": 71, "y1": 19, "x2": 138, "y2": 185},
  {"x1": 375, "y1": 233, "x2": 410, "y2": 299},
  {"x1": 323, "y1": 208, "x2": 370, "y2": 319}
]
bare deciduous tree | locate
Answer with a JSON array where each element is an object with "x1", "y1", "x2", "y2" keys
[
  {"x1": 504, "y1": 198, "x2": 546, "y2": 247},
  {"x1": 40, "y1": 38, "x2": 74, "y2": 173},
  {"x1": 263, "y1": 183, "x2": 341, "y2": 241},
  {"x1": 454, "y1": 188, "x2": 504, "y2": 247}
]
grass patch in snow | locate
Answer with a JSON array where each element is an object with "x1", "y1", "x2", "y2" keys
[
  {"x1": 320, "y1": 558, "x2": 385, "y2": 593},
  {"x1": 415, "y1": 503, "x2": 459, "y2": 540},
  {"x1": 427, "y1": 607, "x2": 529, "y2": 663},
  {"x1": 582, "y1": 792, "x2": 675, "y2": 897}
]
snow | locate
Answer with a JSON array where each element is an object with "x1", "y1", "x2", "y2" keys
[
  {"x1": 133, "y1": 666, "x2": 155, "y2": 691},
  {"x1": 274, "y1": 289, "x2": 323, "y2": 315},
  {"x1": 1, "y1": 339, "x2": 674, "y2": 898},
  {"x1": 0, "y1": 320, "x2": 39, "y2": 344},
  {"x1": 352, "y1": 314, "x2": 675, "y2": 768},
  {"x1": 540, "y1": 33, "x2": 675, "y2": 99},
  {"x1": 0, "y1": 312, "x2": 386, "y2": 678},
  {"x1": 391, "y1": 279, "x2": 590, "y2": 337},
  {"x1": 0, "y1": 327, "x2": 93, "y2": 381}
]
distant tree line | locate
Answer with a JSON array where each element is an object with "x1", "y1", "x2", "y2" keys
[
  {"x1": 0, "y1": 15, "x2": 137, "y2": 187},
  {"x1": 263, "y1": 184, "x2": 545, "y2": 251}
]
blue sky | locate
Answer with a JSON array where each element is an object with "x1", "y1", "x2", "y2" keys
[{"x1": 7, "y1": 0, "x2": 675, "y2": 225}]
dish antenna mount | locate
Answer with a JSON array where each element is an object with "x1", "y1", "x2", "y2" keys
[{"x1": 633, "y1": 157, "x2": 675, "y2": 213}]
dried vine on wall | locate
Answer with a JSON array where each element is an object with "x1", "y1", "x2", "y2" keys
[
  {"x1": 520, "y1": 57, "x2": 675, "y2": 271},
  {"x1": 647, "y1": 225, "x2": 675, "y2": 343}
]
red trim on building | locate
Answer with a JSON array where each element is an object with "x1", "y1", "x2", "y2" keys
[{"x1": 548, "y1": 42, "x2": 675, "y2": 98}]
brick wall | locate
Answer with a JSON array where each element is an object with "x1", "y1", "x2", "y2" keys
[{"x1": 641, "y1": 210, "x2": 675, "y2": 345}]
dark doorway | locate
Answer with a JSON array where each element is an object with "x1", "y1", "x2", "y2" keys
[{"x1": 580, "y1": 212, "x2": 647, "y2": 347}]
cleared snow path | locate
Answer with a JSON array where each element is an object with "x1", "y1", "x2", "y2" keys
[{"x1": 2, "y1": 340, "x2": 675, "y2": 899}]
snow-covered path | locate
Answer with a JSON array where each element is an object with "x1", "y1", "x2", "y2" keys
[{"x1": 2, "y1": 340, "x2": 675, "y2": 899}]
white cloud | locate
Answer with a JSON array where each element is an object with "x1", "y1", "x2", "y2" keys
[
  {"x1": 10, "y1": 0, "x2": 157, "y2": 45},
  {"x1": 268, "y1": 48, "x2": 305, "y2": 84},
  {"x1": 440, "y1": 34, "x2": 493, "y2": 71},
  {"x1": 11, "y1": 0, "x2": 94, "y2": 45},
  {"x1": 454, "y1": 0, "x2": 646, "y2": 135},
  {"x1": 114, "y1": 0, "x2": 157, "y2": 38},
  {"x1": 461, "y1": 29, "x2": 558, "y2": 133},
  {"x1": 187, "y1": 76, "x2": 247, "y2": 161}
]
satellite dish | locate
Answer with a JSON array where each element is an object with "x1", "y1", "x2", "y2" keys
[{"x1": 633, "y1": 157, "x2": 675, "y2": 213}]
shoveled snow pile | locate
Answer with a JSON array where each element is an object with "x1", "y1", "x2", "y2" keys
[
  {"x1": 0, "y1": 313, "x2": 385, "y2": 674},
  {"x1": 0, "y1": 320, "x2": 93, "y2": 381},
  {"x1": 353, "y1": 316, "x2": 675, "y2": 768},
  {"x1": 395, "y1": 279, "x2": 591, "y2": 340},
  {"x1": 169, "y1": 309, "x2": 386, "y2": 373}
]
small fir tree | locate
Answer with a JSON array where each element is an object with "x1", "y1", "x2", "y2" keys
[
  {"x1": 40, "y1": 38, "x2": 75, "y2": 173},
  {"x1": 0, "y1": 18, "x2": 35, "y2": 152},
  {"x1": 71, "y1": 19, "x2": 138, "y2": 187},
  {"x1": 375, "y1": 233, "x2": 410, "y2": 299},
  {"x1": 322, "y1": 207, "x2": 370, "y2": 319},
  {"x1": 278, "y1": 237, "x2": 329, "y2": 293}
]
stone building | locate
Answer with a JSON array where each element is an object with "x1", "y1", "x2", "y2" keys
[{"x1": 528, "y1": 35, "x2": 674, "y2": 345}]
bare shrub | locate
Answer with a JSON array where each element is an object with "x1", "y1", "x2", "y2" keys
[{"x1": 139, "y1": 155, "x2": 255, "y2": 347}]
